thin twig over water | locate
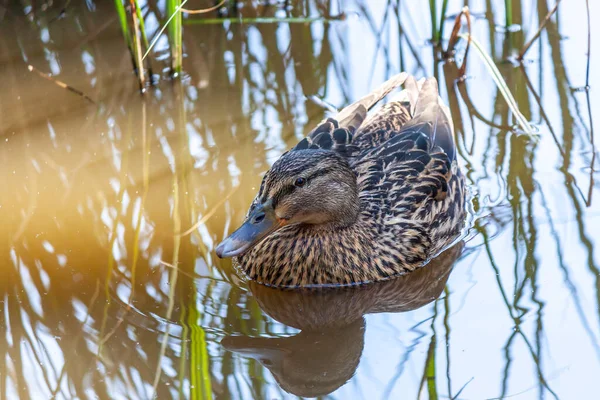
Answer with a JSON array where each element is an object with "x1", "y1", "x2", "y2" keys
[
  {"x1": 183, "y1": 15, "x2": 346, "y2": 24},
  {"x1": 27, "y1": 65, "x2": 96, "y2": 104},
  {"x1": 143, "y1": 0, "x2": 189, "y2": 61},
  {"x1": 585, "y1": 0, "x2": 591, "y2": 87},
  {"x1": 584, "y1": 0, "x2": 595, "y2": 207},
  {"x1": 518, "y1": 0, "x2": 562, "y2": 61},
  {"x1": 445, "y1": 6, "x2": 472, "y2": 77},
  {"x1": 182, "y1": 0, "x2": 226, "y2": 14},
  {"x1": 458, "y1": 34, "x2": 535, "y2": 137},
  {"x1": 179, "y1": 185, "x2": 239, "y2": 237}
]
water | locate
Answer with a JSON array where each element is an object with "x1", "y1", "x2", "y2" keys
[{"x1": 1, "y1": 0, "x2": 599, "y2": 398}]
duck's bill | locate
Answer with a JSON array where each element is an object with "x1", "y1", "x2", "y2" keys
[{"x1": 216, "y1": 202, "x2": 283, "y2": 258}]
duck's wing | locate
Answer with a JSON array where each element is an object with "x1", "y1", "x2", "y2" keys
[
  {"x1": 401, "y1": 77, "x2": 456, "y2": 162},
  {"x1": 354, "y1": 77, "x2": 457, "y2": 224},
  {"x1": 349, "y1": 75, "x2": 419, "y2": 150},
  {"x1": 293, "y1": 73, "x2": 409, "y2": 156}
]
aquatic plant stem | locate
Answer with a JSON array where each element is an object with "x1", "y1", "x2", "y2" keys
[
  {"x1": 129, "y1": 0, "x2": 146, "y2": 90},
  {"x1": 168, "y1": 0, "x2": 183, "y2": 74},
  {"x1": 585, "y1": 0, "x2": 591, "y2": 88},
  {"x1": 459, "y1": 33, "x2": 535, "y2": 137},
  {"x1": 518, "y1": 0, "x2": 562, "y2": 61},
  {"x1": 27, "y1": 65, "x2": 96, "y2": 104},
  {"x1": 182, "y1": 0, "x2": 226, "y2": 14},
  {"x1": 436, "y1": 0, "x2": 449, "y2": 44},
  {"x1": 429, "y1": 0, "x2": 437, "y2": 42},
  {"x1": 113, "y1": 0, "x2": 134, "y2": 62},
  {"x1": 584, "y1": 0, "x2": 595, "y2": 207},
  {"x1": 189, "y1": 297, "x2": 213, "y2": 399},
  {"x1": 183, "y1": 16, "x2": 344, "y2": 24},
  {"x1": 133, "y1": 0, "x2": 150, "y2": 50},
  {"x1": 132, "y1": 0, "x2": 154, "y2": 81},
  {"x1": 504, "y1": 0, "x2": 512, "y2": 27},
  {"x1": 143, "y1": 0, "x2": 188, "y2": 61},
  {"x1": 177, "y1": 295, "x2": 189, "y2": 399},
  {"x1": 418, "y1": 300, "x2": 439, "y2": 399},
  {"x1": 445, "y1": 7, "x2": 472, "y2": 77}
]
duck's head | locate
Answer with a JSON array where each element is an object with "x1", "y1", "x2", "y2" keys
[{"x1": 216, "y1": 149, "x2": 359, "y2": 258}]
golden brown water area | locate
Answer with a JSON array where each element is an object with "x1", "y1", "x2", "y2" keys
[{"x1": 1, "y1": 0, "x2": 600, "y2": 399}]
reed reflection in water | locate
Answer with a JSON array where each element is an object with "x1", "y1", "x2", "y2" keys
[{"x1": 1, "y1": 0, "x2": 600, "y2": 399}]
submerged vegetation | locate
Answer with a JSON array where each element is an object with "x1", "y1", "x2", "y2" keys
[{"x1": 1, "y1": 0, "x2": 598, "y2": 399}]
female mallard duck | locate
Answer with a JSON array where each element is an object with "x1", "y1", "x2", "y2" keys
[{"x1": 216, "y1": 73, "x2": 467, "y2": 287}]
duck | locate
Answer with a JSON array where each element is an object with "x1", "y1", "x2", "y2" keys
[
  {"x1": 216, "y1": 72, "x2": 467, "y2": 287},
  {"x1": 221, "y1": 242, "x2": 464, "y2": 397}
]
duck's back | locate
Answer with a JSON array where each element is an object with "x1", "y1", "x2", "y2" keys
[{"x1": 297, "y1": 74, "x2": 465, "y2": 257}]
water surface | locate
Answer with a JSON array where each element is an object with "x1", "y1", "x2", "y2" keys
[{"x1": 1, "y1": 0, "x2": 600, "y2": 398}]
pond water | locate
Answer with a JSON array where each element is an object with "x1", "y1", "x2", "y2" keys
[{"x1": 1, "y1": 0, "x2": 600, "y2": 398}]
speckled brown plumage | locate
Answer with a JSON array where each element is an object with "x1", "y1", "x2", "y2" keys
[{"x1": 235, "y1": 73, "x2": 467, "y2": 287}]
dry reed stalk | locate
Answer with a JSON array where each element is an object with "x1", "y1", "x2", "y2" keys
[
  {"x1": 445, "y1": 7, "x2": 472, "y2": 78},
  {"x1": 28, "y1": 65, "x2": 96, "y2": 104},
  {"x1": 518, "y1": 0, "x2": 562, "y2": 61}
]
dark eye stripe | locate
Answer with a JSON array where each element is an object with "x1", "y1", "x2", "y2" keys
[{"x1": 270, "y1": 167, "x2": 336, "y2": 208}]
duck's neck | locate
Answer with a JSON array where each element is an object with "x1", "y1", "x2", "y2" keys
[{"x1": 238, "y1": 216, "x2": 379, "y2": 287}]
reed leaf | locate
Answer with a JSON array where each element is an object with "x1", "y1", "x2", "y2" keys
[
  {"x1": 505, "y1": 0, "x2": 513, "y2": 27},
  {"x1": 129, "y1": 0, "x2": 146, "y2": 89},
  {"x1": 436, "y1": 0, "x2": 450, "y2": 44},
  {"x1": 429, "y1": 0, "x2": 437, "y2": 42},
  {"x1": 189, "y1": 304, "x2": 213, "y2": 400},
  {"x1": 459, "y1": 33, "x2": 535, "y2": 138},
  {"x1": 133, "y1": 0, "x2": 150, "y2": 49},
  {"x1": 167, "y1": 0, "x2": 183, "y2": 74},
  {"x1": 114, "y1": 0, "x2": 133, "y2": 53},
  {"x1": 143, "y1": 0, "x2": 188, "y2": 62}
]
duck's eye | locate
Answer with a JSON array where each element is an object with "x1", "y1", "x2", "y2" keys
[{"x1": 294, "y1": 177, "x2": 306, "y2": 187}]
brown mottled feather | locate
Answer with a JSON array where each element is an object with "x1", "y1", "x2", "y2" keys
[{"x1": 237, "y1": 74, "x2": 466, "y2": 287}]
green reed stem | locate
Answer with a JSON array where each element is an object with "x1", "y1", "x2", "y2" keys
[
  {"x1": 178, "y1": 296, "x2": 189, "y2": 399},
  {"x1": 168, "y1": 0, "x2": 183, "y2": 74},
  {"x1": 129, "y1": 0, "x2": 146, "y2": 89},
  {"x1": 437, "y1": 0, "x2": 449, "y2": 43},
  {"x1": 425, "y1": 338, "x2": 438, "y2": 400},
  {"x1": 133, "y1": 0, "x2": 150, "y2": 49},
  {"x1": 189, "y1": 301, "x2": 213, "y2": 400},
  {"x1": 114, "y1": 0, "x2": 149, "y2": 90},
  {"x1": 143, "y1": 0, "x2": 188, "y2": 64},
  {"x1": 505, "y1": 0, "x2": 512, "y2": 27},
  {"x1": 114, "y1": 0, "x2": 134, "y2": 58},
  {"x1": 429, "y1": 0, "x2": 437, "y2": 42},
  {"x1": 459, "y1": 33, "x2": 535, "y2": 138}
]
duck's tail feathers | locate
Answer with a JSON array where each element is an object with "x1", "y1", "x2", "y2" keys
[
  {"x1": 336, "y1": 72, "x2": 409, "y2": 132},
  {"x1": 403, "y1": 77, "x2": 456, "y2": 161}
]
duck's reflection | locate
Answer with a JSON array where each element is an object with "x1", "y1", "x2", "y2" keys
[{"x1": 222, "y1": 242, "x2": 464, "y2": 397}]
